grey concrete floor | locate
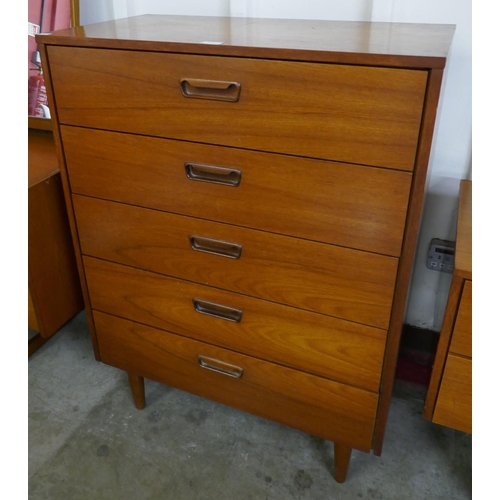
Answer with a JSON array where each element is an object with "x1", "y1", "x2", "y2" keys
[{"x1": 29, "y1": 312, "x2": 472, "y2": 499}]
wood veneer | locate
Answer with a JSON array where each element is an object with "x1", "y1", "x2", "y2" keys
[{"x1": 37, "y1": 15, "x2": 454, "y2": 483}]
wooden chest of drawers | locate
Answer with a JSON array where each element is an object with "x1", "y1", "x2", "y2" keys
[
  {"x1": 424, "y1": 180, "x2": 472, "y2": 434},
  {"x1": 37, "y1": 15, "x2": 454, "y2": 483}
]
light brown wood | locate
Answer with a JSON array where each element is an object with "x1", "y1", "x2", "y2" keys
[
  {"x1": 84, "y1": 256, "x2": 386, "y2": 392},
  {"x1": 423, "y1": 275, "x2": 464, "y2": 420},
  {"x1": 424, "y1": 180, "x2": 472, "y2": 434},
  {"x1": 37, "y1": 43, "x2": 102, "y2": 361},
  {"x1": 63, "y1": 127, "x2": 412, "y2": 257},
  {"x1": 127, "y1": 372, "x2": 145, "y2": 410},
  {"x1": 28, "y1": 117, "x2": 52, "y2": 131},
  {"x1": 433, "y1": 355, "x2": 472, "y2": 434},
  {"x1": 372, "y1": 68, "x2": 445, "y2": 454},
  {"x1": 449, "y1": 280, "x2": 472, "y2": 358},
  {"x1": 28, "y1": 129, "x2": 59, "y2": 187},
  {"x1": 37, "y1": 15, "x2": 454, "y2": 480},
  {"x1": 74, "y1": 195, "x2": 399, "y2": 329},
  {"x1": 37, "y1": 16, "x2": 454, "y2": 69},
  {"x1": 334, "y1": 443, "x2": 353, "y2": 483},
  {"x1": 28, "y1": 172, "x2": 83, "y2": 339},
  {"x1": 455, "y1": 180, "x2": 472, "y2": 280},
  {"x1": 94, "y1": 311, "x2": 379, "y2": 452},
  {"x1": 51, "y1": 48, "x2": 426, "y2": 171}
]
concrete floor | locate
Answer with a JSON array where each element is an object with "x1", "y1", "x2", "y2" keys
[{"x1": 29, "y1": 312, "x2": 472, "y2": 499}]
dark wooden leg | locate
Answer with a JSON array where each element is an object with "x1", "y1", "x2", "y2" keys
[
  {"x1": 127, "y1": 372, "x2": 146, "y2": 409},
  {"x1": 334, "y1": 443, "x2": 352, "y2": 483},
  {"x1": 28, "y1": 333, "x2": 49, "y2": 357}
]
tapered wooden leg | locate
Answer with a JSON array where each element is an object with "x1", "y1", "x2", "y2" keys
[
  {"x1": 28, "y1": 332, "x2": 49, "y2": 357},
  {"x1": 127, "y1": 372, "x2": 146, "y2": 409},
  {"x1": 334, "y1": 443, "x2": 352, "y2": 483}
]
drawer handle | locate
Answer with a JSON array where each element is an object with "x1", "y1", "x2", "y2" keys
[
  {"x1": 190, "y1": 235, "x2": 242, "y2": 259},
  {"x1": 185, "y1": 162, "x2": 242, "y2": 187},
  {"x1": 180, "y1": 78, "x2": 241, "y2": 102},
  {"x1": 193, "y1": 298, "x2": 243, "y2": 323},
  {"x1": 198, "y1": 356, "x2": 244, "y2": 379}
]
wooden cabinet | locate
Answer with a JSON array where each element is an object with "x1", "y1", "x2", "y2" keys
[
  {"x1": 28, "y1": 129, "x2": 84, "y2": 356},
  {"x1": 424, "y1": 180, "x2": 472, "y2": 434},
  {"x1": 37, "y1": 16, "x2": 454, "y2": 482}
]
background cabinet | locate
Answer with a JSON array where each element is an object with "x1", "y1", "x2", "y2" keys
[
  {"x1": 424, "y1": 180, "x2": 472, "y2": 434},
  {"x1": 28, "y1": 129, "x2": 83, "y2": 356}
]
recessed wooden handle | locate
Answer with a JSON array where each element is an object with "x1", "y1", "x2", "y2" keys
[
  {"x1": 192, "y1": 298, "x2": 243, "y2": 323},
  {"x1": 185, "y1": 162, "x2": 242, "y2": 187},
  {"x1": 180, "y1": 78, "x2": 241, "y2": 102},
  {"x1": 190, "y1": 235, "x2": 242, "y2": 259},
  {"x1": 198, "y1": 356, "x2": 244, "y2": 379}
]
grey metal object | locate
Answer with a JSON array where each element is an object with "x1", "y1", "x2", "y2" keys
[
  {"x1": 198, "y1": 355, "x2": 244, "y2": 378},
  {"x1": 426, "y1": 238, "x2": 455, "y2": 273},
  {"x1": 185, "y1": 162, "x2": 242, "y2": 186}
]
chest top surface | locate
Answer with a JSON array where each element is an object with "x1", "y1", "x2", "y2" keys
[{"x1": 37, "y1": 15, "x2": 454, "y2": 68}]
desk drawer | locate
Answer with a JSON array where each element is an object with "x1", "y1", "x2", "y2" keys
[
  {"x1": 64, "y1": 127, "x2": 412, "y2": 257},
  {"x1": 85, "y1": 257, "x2": 386, "y2": 392},
  {"x1": 75, "y1": 196, "x2": 398, "y2": 329},
  {"x1": 94, "y1": 311, "x2": 378, "y2": 451},
  {"x1": 50, "y1": 47, "x2": 426, "y2": 171},
  {"x1": 449, "y1": 280, "x2": 472, "y2": 358}
]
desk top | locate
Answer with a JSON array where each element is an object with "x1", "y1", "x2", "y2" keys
[
  {"x1": 455, "y1": 180, "x2": 472, "y2": 280},
  {"x1": 28, "y1": 129, "x2": 59, "y2": 188}
]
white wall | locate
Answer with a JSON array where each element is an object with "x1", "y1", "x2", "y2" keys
[{"x1": 79, "y1": 0, "x2": 472, "y2": 332}]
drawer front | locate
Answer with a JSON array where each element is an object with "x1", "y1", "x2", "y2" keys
[
  {"x1": 94, "y1": 311, "x2": 378, "y2": 451},
  {"x1": 75, "y1": 196, "x2": 399, "y2": 329},
  {"x1": 64, "y1": 127, "x2": 412, "y2": 257},
  {"x1": 84, "y1": 256, "x2": 386, "y2": 392},
  {"x1": 449, "y1": 280, "x2": 472, "y2": 358},
  {"x1": 50, "y1": 47, "x2": 427, "y2": 171},
  {"x1": 433, "y1": 354, "x2": 472, "y2": 434}
]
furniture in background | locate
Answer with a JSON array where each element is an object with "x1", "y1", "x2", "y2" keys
[
  {"x1": 36, "y1": 16, "x2": 454, "y2": 482},
  {"x1": 28, "y1": 0, "x2": 79, "y2": 131},
  {"x1": 28, "y1": 129, "x2": 84, "y2": 357},
  {"x1": 424, "y1": 180, "x2": 472, "y2": 434}
]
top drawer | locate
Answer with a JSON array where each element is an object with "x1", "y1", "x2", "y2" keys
[{"x1": 48, "y1": 46, "x2": 427, "y2": 171}]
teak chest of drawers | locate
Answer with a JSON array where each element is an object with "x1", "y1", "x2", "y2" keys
[
  {"x1": 424, "y1": 180, "x2": 472, "y2": 434},
  {"x1": 37, "y1": 15, "x2": 454, "y2": 482}
]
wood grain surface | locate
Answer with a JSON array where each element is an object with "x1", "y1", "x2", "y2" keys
[
  {"x1": 85, "y1": 256, "x2": 386, "y2": 392},
  {"x1": 449, "y1": 280, "x2": 472, "y2": 358},
  {"x1": 63, "y1": 127, "x2": 412, "y2": 257},
  {"x1": 28, "y1": 130, "x2": 59, "y2": 188},
  {"x1": 51, "y1": 47, "x2": 427, "y2": 170},
  {"x1": 28, "y1": 289, "x2": 39, "y2": 331},
  {"x1": 28, "y1": 174, "x2": 83, "y2": 338},
  {"x1": 455, "y1": 180, "x2": 472, "y2": 280},
  {"x1": 432, "y1": 354, "x2": 472, "y2": 434},
  {"x1": 74, "y1": 195, "x2": 399, "y2": 329},
  {"x1": 38, "y1": 15, "x2": 455, "y2": 69},
  {"x1": 94, "y1": 310, "x2": 378, "y2": 451}
]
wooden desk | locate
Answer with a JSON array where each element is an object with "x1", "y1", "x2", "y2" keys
[
  {"x1": 28, "y1": 129, "x2": 84, "y2": 356},
  {"x1": 424, "y1": 180, "x2": 472, "y2": 433}
]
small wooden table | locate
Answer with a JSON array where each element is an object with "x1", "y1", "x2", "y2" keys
[
  {"x1": 424, "y1": 180, "x2": 472, "y2": 433},
  {"x1": 28, "y1": 129, "x2": 84, "y2": 356}
]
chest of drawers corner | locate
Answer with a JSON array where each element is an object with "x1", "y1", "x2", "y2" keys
[
  {"x1": 37, "y1": 15, "x2": 454, "y2": 483},
  {"x1": 424, "y1": 180, "x2": 472, "y2": 435}
]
